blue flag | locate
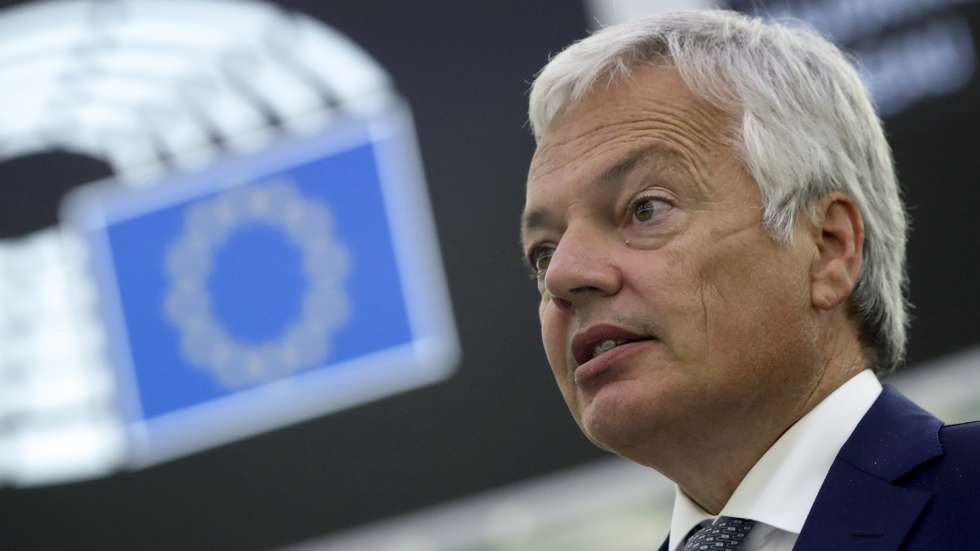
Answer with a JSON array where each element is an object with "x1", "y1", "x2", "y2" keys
[{"x1": 67, "y1": 107, "x2": 458, "y2": 465}]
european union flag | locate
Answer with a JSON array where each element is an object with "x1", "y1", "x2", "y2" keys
[{"x1": 67, "y1": 107, "x2": 458, "y2": 466}]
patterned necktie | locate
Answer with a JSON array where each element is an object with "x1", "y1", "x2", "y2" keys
[{"x1": 683, "y1": 516, "x2": 755, "y2": 551}]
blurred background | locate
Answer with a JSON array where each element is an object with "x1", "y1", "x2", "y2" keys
[{"x1": 1, "y1": 0, "x2": 978, "y2": 549}]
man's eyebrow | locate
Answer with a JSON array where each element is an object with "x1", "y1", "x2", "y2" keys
[
  {"x1": 596, "y1": 145, "x2": 656, "y2": 186},
  {"x1": 520, "y1": 145, "x2": 684, "y2": 247},
  {"x1": 519, "y1": 208, "x2": 553, "y2": 252}
]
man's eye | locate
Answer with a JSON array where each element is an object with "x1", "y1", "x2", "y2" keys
[
  {"x1": 527, "y1": 246, "x2": 554, "y2": 279},
  {"x1": 631, "y1": 196, "x2": 670, "y2": 223}
]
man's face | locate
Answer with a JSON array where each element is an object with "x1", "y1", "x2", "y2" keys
[{"x1": 521, "y1": 65, "x2": 821, "y2": 461}]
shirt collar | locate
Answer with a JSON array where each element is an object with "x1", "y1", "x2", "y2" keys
[{"x1": 667, "y1": 370, "x2": 882, "y2": 551}]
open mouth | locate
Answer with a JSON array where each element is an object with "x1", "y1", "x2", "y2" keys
[
  {"x1": 571, "y1": 324, "x2": 656, "y2": 367},
  {"x1": 591, "y1": 338, "x2": 640, "y2": 358}
]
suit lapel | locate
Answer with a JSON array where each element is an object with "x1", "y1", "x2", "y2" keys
[
  {"x1": 793, "y1": 386, "x2": 943, "y2": 551},
  {"x1": 792, "y1": 459, "x2": 932, "y2": 550}
]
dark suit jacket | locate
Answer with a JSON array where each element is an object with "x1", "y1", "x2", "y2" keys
[{"x1": 658, "y1": 385, "x2": 980, "y2": 550}]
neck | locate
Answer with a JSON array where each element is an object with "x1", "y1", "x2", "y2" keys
[{"x1": 658, "y1": 330, "x2": 868, "y2": 514}]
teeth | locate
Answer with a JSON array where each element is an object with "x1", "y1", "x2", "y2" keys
[{"x1": 593, "y1": 339, "x2": 621, "y2": 358}]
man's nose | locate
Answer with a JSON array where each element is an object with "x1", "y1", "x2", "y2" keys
[{"x1": 543, "y1": 226, "x2": 622, "y2": 304}]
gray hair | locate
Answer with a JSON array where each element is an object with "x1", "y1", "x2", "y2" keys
[{"x1": 528, "y1": 10, "x2": 908, "y2": 373}]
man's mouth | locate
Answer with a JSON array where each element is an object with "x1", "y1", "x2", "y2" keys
[
  {"x1": 592, "y1": 339, "x2": 631, "y2": 358},
  {"x1": 571, "y1": 324, "x2": 655, "y2": 367}
]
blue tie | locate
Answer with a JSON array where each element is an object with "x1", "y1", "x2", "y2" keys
[{"x1": 683, "y1": 517, "x2": 755, "y2": 551}]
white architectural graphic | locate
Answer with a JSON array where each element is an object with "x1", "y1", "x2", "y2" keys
[{"x1": 0, "y1": 0, "x2": 400, "y2": 486}]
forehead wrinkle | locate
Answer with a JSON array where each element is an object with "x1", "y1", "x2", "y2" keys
[
  {"x1": 533, "y1": 100, "x2": 728, "y2": 195},
  {"x1": 542, "y1": 89, "x2": 728, "y2": 155},
  {"x1": 628, "y1": 99, "x2": 730, "y2": 172},
  {"x1": 530, "y1": 120, "x2": 632, "y2": 182}
]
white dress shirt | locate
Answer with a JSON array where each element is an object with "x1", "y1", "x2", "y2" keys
[{"x1": 667, "y1": 370, "x2": 883, "y2": 551}]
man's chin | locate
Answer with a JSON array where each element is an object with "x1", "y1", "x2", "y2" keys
[
  {"x1": 578, "y1": 398, "x2": 654, "y2": 457},
  {"x1": 582, "y1": 420, "x2": 648, "y2": 458}
]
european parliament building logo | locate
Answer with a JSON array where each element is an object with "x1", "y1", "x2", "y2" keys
[{"x1": 67, "y1": 109, "x2": 458, "y2": 466}]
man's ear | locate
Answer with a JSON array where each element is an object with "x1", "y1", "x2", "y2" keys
[{"x1": 810, "y1": 193, "x2": 864, "y2": 311}]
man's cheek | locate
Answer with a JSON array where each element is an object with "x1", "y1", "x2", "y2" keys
[
  {"x1": 640, "y1": 270, "x2": 704, "y2": 360},
  {"x1": 540, "y1": 310, "x2": 564, "y2": 370}
]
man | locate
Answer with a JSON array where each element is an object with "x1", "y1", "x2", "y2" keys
[{"x1": 520, "y1": 10, "x2": 980, "y2": 551}]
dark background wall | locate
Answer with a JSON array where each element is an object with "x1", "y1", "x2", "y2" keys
[{"x1": 2, "y1": 1, "x2": 978, "y2": 550}]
